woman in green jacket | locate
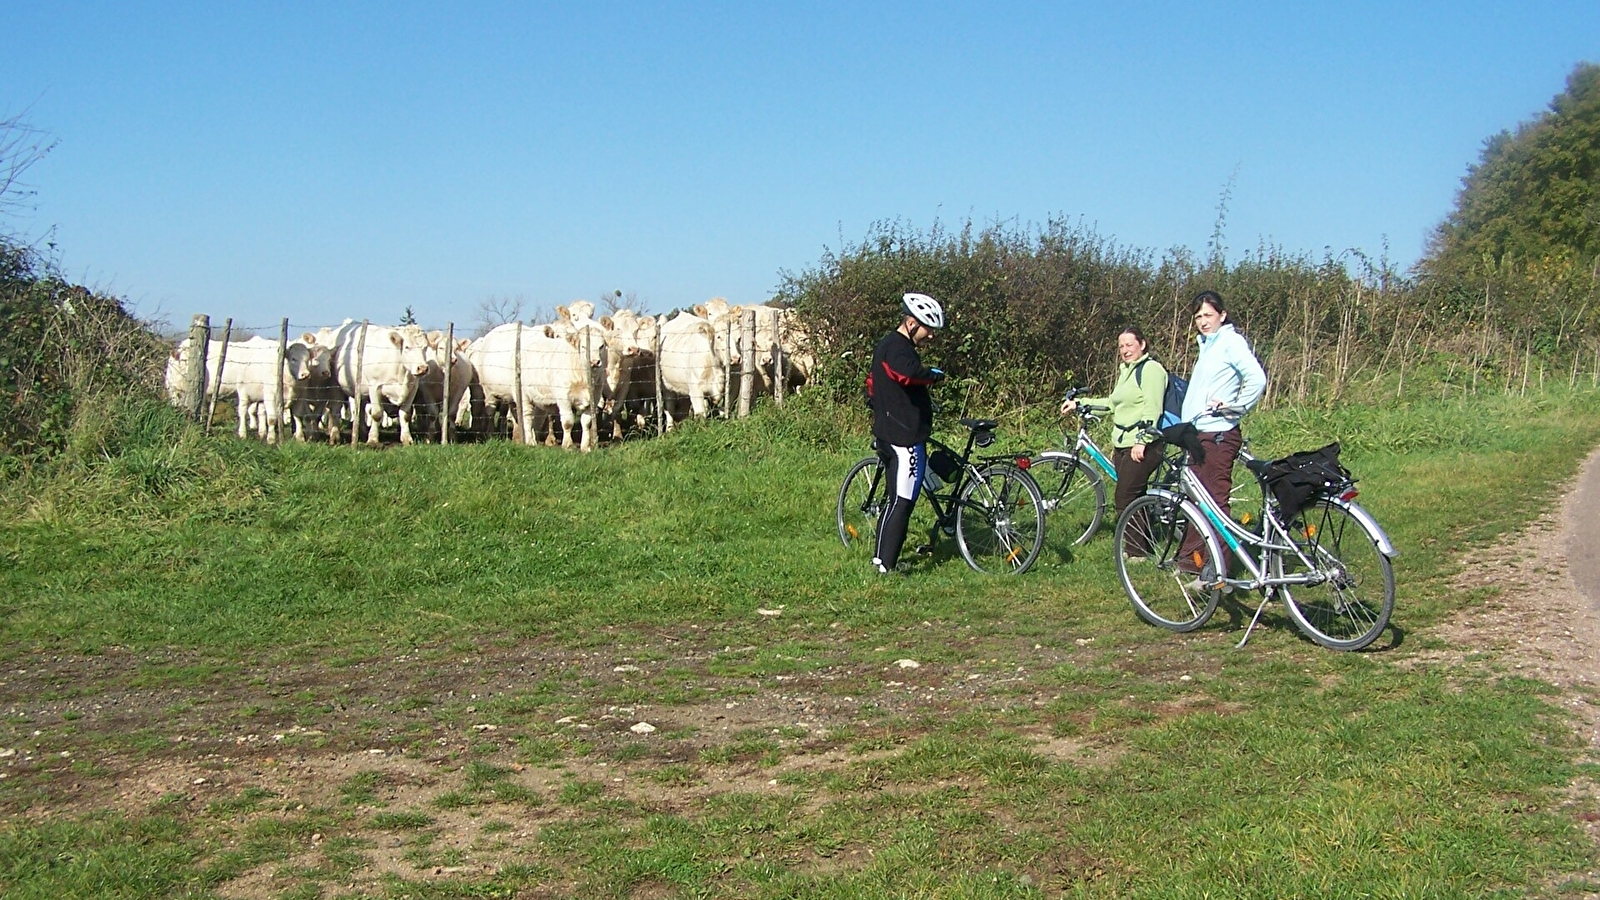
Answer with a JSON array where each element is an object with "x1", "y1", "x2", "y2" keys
[{"x1": 1060, "y1": 327, "x2": 1168, "y2": 557}]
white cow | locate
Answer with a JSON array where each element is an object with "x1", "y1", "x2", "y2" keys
[
  {"x1": 415, "y1": 334, "x2": 476, "y2": 441},
  {"x1": 607, "y1": 308, "x2": 660, "y2": 437},
  {"x1": 519, "y1": 324, "x2": 607, "y2": 451},
  {"x1": 329, "y1": 322, "x2": 434, "y2": 446},
  {"x1": 657, "y1": 310, "x2": 738, "y2": 427},
  {"x1": 467, "y1": 320, "x2": 607, "y2": 450},
  {"x1": 166, "y1": 334, "x2": 327, "y2": 441},
  {"x1": 552, "y1": 305, "x2": 638, "y2": 398},
  {"x1": 781, "y1": 308, "x2": 818, "y2": 390},
  {"x1": 549, "y1": 305, "x2": 641, "y2": 442}
]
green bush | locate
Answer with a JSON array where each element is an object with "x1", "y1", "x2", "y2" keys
[{"x1": 0, "y1": 239, "x2": 167, "y2": 475}]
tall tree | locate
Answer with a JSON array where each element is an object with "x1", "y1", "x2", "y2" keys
[{"x1": 1424, "y1": 63, "x2": 1600, "y2": 279}]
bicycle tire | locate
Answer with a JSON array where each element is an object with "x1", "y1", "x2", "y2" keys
[
  {"x1": 1276, "y1": 499, "x2": 1395, "y2": 651},
  {"x1": 1028, "y1": 451, "x2": 1106, "y2": 546},
  {"x1": 1114, "y1": 493, "x2": 1224, "y2": 632},
  {"x1": 956, "y1": 464, "x2": 1046, "y2": 574},
  {"x1": 837, "y1": 456, "x2": 885, "y2": 549}
]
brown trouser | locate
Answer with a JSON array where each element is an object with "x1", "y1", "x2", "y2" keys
[
  {"x1": 1113, "y1": 443, "x2": 1163, "y2": 555},
  {"x1": 1177, "y1": 428, "x2": 1241, "y2": 573}
]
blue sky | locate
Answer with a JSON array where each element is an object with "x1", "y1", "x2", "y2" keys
[{"x1": 4, "y1": 2, "x2": 1597, "y2": 332}]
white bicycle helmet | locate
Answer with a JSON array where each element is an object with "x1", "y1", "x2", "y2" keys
[{"x1": 902, "y1": 292, "x2": 945, "y2": 329}]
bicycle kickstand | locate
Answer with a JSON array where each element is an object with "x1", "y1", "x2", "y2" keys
[{"x1": 1236, "y1": 589, "x2": 1272, "y2": 649}]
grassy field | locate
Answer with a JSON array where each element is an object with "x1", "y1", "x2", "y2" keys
[{"x1": 2, "y1": 386, "x2": 1600, "y2": 898}]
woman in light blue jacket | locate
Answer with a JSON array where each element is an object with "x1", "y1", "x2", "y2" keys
[{"x1": 1177, "y1": 290, "x2": 1266, "y2": 574}]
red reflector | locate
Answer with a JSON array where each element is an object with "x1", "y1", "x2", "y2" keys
[
  {"x1": 1015, "y1": 457, "x2": 1031, "y2": 470},
  {"x1": 1339, "y1": 487, "x2": 1359, "y2": 501}
]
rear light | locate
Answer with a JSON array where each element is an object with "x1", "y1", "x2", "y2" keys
[
  {"x1": 1015, "y1": 457, "x2": 1031, "y2": 470},
  {"x1": 1339, "y1": 487, "x2": 1359, "y2": 502}
]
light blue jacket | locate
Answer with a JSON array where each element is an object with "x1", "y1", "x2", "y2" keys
[{"x1": 1180, "y1": 324, "x2": 1266, "y2": 433}]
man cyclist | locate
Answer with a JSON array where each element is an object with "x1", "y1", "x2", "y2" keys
[{"x1": 864, "y1": 292, "x2": 947, "y2": 574}]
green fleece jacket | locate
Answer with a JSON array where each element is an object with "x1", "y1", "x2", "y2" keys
[{"x1": 1080, "y1": 354, "x2": 1168, "y2": 449}]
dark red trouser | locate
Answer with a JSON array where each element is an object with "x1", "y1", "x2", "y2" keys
[
  {"x1": 1177, "y1": 428, "x2": 1241, "y2": 573},
  {"x1": 1113, "y1": 444, "x2": 1163, "y2": 555}
]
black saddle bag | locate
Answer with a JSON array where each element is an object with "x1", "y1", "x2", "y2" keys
[{"x1": 1262, "y1": 442, "x2": 1354, "y2": 520}]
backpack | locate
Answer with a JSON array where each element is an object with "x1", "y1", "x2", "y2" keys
[{"x1": 1134, "y1": 359, "x2": 1187, "y2": 429}]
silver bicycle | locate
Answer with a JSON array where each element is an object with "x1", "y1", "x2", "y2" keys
[{"x1": 1113, "y1": 416, "x2": 1398, "y2": 651}]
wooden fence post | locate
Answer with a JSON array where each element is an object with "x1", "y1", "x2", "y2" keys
[
  {"x1": 442, "y1": 322, "x2": 455, "y2": 445},
  {"x1": 586, "y1": 325, "x2": 598, "y2": 447},
  {"x1": 654, "y1": 316, "x2": 666, "y2": 435},
  {"x1": 738, "y1": 308, "x2": 755, "y2": 418},
  {"x1": 273, "y1": 318, "x2": 289, "y2": 445},
  {"x1": 722, "y1": 318, "x2": 733, "y2": 420},
  {"x1": 351, "y1": 319, "x2": 369, "y2": 447},
  {"x1": 513, "y1": 323, "x2": 526, "y2": 445},
  {"x1": 184, "y1": 314, "x2": 210, "y2": 423},
  {"x1": 205, "y1": 318, "x2": 231, "y2": 432},
  {"x1": 773, "y1": 316, "x2": 785, "y2": 409}
]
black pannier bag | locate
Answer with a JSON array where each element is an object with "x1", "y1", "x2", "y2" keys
[
  {"x1": 1262, "y1": 442, "x2": 1354, "y2": 521},
  {"x1": 929, "y1": 448, "x2": 961, "y2": 482}
]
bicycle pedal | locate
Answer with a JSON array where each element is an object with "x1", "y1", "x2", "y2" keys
[
  {"x1": 915, "y1": 544, "x2": 935, "y2": 556},
  {"x1": 940, "y1": 524, "x2": 956, "y2": 537}
]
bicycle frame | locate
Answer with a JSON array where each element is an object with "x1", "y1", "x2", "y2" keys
[
  {"x1": 920, "y1": 433, "x2": 1032, "y2": 544},
  {"x1": 1071, "y1": 425, "x2": 1117, "y2": 482}
]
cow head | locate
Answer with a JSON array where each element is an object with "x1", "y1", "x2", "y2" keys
[
  {"x1": 708, "y1": 317, "x2": 742, "y2": 367},
  {"x1": 284, "y1": 341, "x2": 316, "y2": 381},
  {"x1": 390, "y1": 328, "x2": 432, "y2": 377},
  {"x1": 300, "y1": 333, "x2": 334, "y2": 381},
  {"x1": 597, "y1": 315, "x2": 639, "y2": 359}
]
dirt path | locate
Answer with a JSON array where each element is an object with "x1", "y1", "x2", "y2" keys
[{"x1": 1429, "y1": 448, "x2": 1600, "y2": 750}]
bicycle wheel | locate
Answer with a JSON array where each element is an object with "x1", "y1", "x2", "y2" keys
[
  {"x1": 837, "y1": 456, "x2": 885, "y2": 548},
  {"x1": 1276, "y1": 500, "x2": 1395, "y2": 651},
  {"x1": 1115, "y1": 493, "x2": 1224, "y2": 632},
  {"x1": 956, "y1": 464, "x2": 1046, "y2": 574},
  {"x1": 1230, "y1": 454, "x2": 1266, "y2": 536},
  {"x1": 1028, "y1": 451, "x2": 1106, "y2": 546}
]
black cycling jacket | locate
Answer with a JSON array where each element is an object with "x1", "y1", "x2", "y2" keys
[{"x1": 867, "y1": 330, "x2": 940, "y2": 446}]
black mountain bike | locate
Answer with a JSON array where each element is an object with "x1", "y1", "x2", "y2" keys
[{"x1": 837, "y1": 418, "x2": 1046, "y2": 574}]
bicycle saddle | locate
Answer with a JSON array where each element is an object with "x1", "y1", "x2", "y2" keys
[{"x1": 960, "y1": 418, "x2": 999, "y2": 431}]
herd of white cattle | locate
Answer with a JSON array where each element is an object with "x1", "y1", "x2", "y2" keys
[{"x1": 163, "y1": 299, "x2": 816, "y2": 451}]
